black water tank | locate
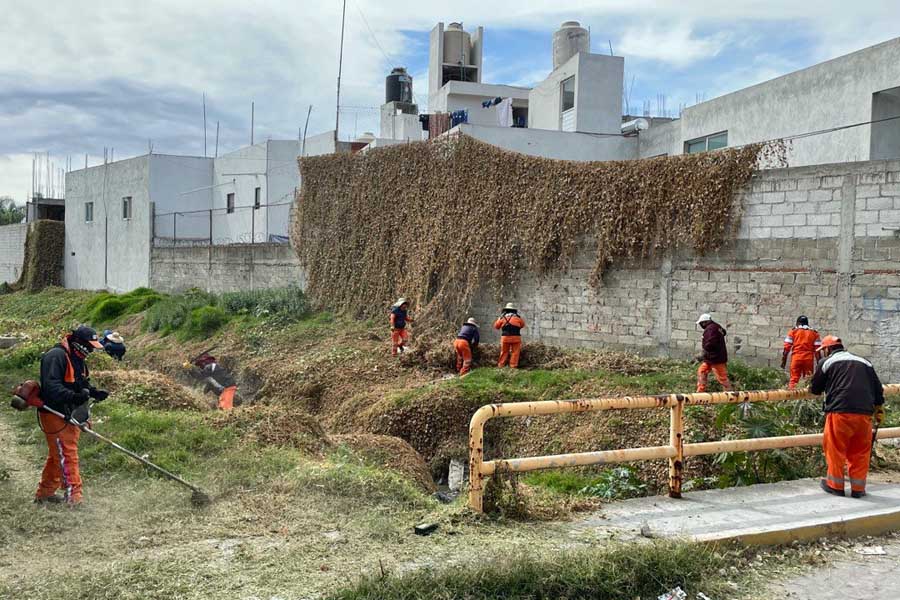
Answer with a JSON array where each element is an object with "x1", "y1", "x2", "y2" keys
[{"x1": 385, "y1": 67, "x2": 413, "y2": 104}]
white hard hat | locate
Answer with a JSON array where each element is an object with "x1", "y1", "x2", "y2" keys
[
  {"x1": 696, "y1": 313, "x2": 712, "y2": 325},
  {"x1": 467, "y1": 318, "x2": 478, "y2": 327}
]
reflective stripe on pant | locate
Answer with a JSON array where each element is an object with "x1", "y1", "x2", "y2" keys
[
  {"x1": 498, "y1": 336, "x2": 522, "y2": 368},
  {"x1": 788, "y1": 356, "x2": 815, "y2": 390},
  {"x1": 218, "y1": 385, "x2": 237, "y2": 410},
  {"x1": 454, "y1": 339, "x2": 473, "y2": 375},
  {"x1": 391, "y1": 328, "x2": 409, "y2": 355},
  {"x1": 823, "y1": 412, "x2": 872, "y2": 493},
  {"x1": 697, "y1": 362, "x2": 732, "y2": 393},
  {"x1": 36, "y1": 411, "x2": 82, "y2": 503}
]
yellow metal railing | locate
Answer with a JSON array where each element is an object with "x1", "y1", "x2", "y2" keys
[{"x1": 467, "y1": 385, "x2": 900, "y2": 513}]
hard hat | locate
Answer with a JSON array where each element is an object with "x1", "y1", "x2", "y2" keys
[
  {"x1": 696, "y1": 313, "x2": 712, "y2": 325},
  {"x1": 467, "y1": 318, "x2": 478, "y2": 327},
  {"x1": 820, "y1": 335, "x2": 842, "y2": 349},
  {"x1": 502, "y1": 302, "x2": 517, "y2": 312},
  {"x1": 394, "y1": 297, "x2": 408, "y2": 307}
]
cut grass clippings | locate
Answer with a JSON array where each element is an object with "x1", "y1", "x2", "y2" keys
[{"x1": 326, "y1": 541, "x2": 730, "y2": 600}]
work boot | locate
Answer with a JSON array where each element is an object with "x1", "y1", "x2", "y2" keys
[
  {"x1": 33, "y1": 494, "x2": 64, "y2": 505},
  {"x1": 820, "y1": 479, "x2": 845, "y2": 497},
  {"x1": 851, "y1": 490, "x2": 867, "y2": 499}
]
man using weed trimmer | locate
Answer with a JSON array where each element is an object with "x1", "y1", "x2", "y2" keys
[{"x1": 32, "y1": 326, "x2": 108, "y2": 506}]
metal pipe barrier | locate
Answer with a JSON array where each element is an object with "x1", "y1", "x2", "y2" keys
[{"x1": 468, "y1": 385, "x2": 900, "y2": 512}]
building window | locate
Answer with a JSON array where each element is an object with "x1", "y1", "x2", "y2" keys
[
  {"x1": 85, "y1": 202, "x2": 94, "y2": 223},
  {"x1": 226, "y1": 192, "x2": 235, "y2": 214},
  {"x1": 122, "y1": 196, "x2": 132, "y2": 220},
  {"x1": 254, "y1": 187, "x2": 261, "y2": 209},
  {"x1": 685, "y1": 131, "x2": 728, "y2": 154},
  {"x1": 561, "y1": 76, "x2": 575, "y2": 112}
]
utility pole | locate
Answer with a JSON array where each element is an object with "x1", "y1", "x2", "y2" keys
[{"x1": 335, "y1": 0, "x2": 347, "y2": 145}]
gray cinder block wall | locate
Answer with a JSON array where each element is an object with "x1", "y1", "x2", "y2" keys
[
  {"x1": 149, "y1": 244, "x2": 305, "y2": 294},
  {"x1": 471, "y1": 158, "x2": 900, "y2": 382},
  {"x1": 0, "y1": 223, "x2": 27, "y2": 284}
]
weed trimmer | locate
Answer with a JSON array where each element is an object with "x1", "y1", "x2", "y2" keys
[{"x1": 10, "y1": 381, "x2": 211, "y2": 507}]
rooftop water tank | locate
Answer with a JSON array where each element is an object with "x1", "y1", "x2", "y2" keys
[
  {"x1": 443, "y1": 22, "x2": 471, "y2": 65},
  {"x1": 552, "y1": 21, "x2": 590, "y2": 69},
  {"x1": 385, "y1": 67, "x2": 413, "y2": 104}
]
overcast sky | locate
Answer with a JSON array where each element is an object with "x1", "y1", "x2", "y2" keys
[{"x1": 1, "y1": 0, "x2": 898, "y2": 201}]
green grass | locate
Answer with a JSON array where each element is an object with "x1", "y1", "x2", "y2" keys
[{"x1": 326, "y1": 541, "x2": 729, "y2": 600}]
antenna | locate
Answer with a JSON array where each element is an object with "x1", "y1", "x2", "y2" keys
[
  {"x1": 335, "y1": 0, "x2": 347, "y2": 144},
  {"x1": 203, "y1": 93, "x2": 208, "y2": 156}
]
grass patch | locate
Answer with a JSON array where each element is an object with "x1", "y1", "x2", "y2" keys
[
  {"x1": 327, "y1": 541, "x2": 729, "y2": 600},
  {"x1": 82, "y1": 287, "x2": 163, "y2": 325},
  {"x1": 220, "y1": 286, "x2": 309, "y2": 321},
  {"x1": 524, "y1": 466, "x2": 647, "y2": 500}
]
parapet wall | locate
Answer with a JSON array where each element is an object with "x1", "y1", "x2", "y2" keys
[{"x1": 472, "y1": 159, "x2": 900, "y2": 381}]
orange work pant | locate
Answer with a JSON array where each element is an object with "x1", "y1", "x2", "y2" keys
[
  {"x1": 498, "y1": 336, "x2": 522, "y2": 369},
  {"x1": 391, "y1": 328, "x2": 409, "y2": 355},
  {"x1": 788, "y1": 356, "x2": 814, "y2": 389},
  {"x1": 219, "y1": 386, "x2": 237, "y2": 410},
  {"x1": 454, "y1": 339, "x2": 473, "y2": 376},
  {"x1": 697, "y1": 362, "x2": 732, "y2": 393},
  {"x1": 36, "y1": 411, "x2": 82, "y2": 503},
  {"x1": 823, "y1": 412, "x2": 873, "y2": 493}
]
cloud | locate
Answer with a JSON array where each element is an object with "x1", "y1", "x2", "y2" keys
[{"x1": 618, "y1": 24, "x2": 729, "y2": 68}]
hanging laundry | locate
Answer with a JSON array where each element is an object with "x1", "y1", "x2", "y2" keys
[
  {"x1": 497, "y1": 98, "x2": 513, "y2": 127},
  {"x1": 419, "y1": 114, "x2": 430, "y2": 131},
  {"x1": 450, "y1": 109, "x2": 469, "y2": 127}
]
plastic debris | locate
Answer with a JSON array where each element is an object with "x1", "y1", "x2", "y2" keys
[
  {"x1": 413, "y1": 523, "x2": 439, "y2": 536},
  {"x1": 657, "y1": 587, "x2": 687, "y2": 600}
]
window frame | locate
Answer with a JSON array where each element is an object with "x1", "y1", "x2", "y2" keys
[
  {"x1": 685, "y1": 131, "x2": 728, "y2": 154},
  {"x1": 226, "y1": 192, "x2": 235, "y2": 214},
  {"x1": 560, "y1": 76, "x2": 575, "y2": 113},
  {"x1": 85, "y1": 202, "x2": 94, "y2": 223},
  {"x1": 254, "y1": 187, "x2": 261, "y2": 209},
  {"x1": 122, "y1": 196, "x2": 132, "y2": 220}
]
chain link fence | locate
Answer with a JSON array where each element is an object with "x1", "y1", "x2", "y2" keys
[{"x1": 152, "y1": 202, "x2": 294, "y2": 247}]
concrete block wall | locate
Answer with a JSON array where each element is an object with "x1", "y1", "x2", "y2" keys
[
  {"x1": 150, "y1": 244, "x2": 306, "y2": 294},
  {"x1": 473, "y1": 158, "x2": 900, "y2": 382},
  {"x1": 0, "y1": 223, "x2": 27, "y2": 284}
]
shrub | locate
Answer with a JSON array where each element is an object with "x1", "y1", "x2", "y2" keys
[
  {"x1": 183, "y1": 305, "x2": 229, "y2": 340},
  {"x1": 84, "y1": 287, "x2": 164, "y2": 325},
  {"x1": 144, "y1": 289, "x2": 216, "y2": 336},
  {"x1": 219, "y1": 286, "x2": 309, "y2": 320}
]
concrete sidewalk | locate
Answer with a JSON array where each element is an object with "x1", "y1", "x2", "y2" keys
[{"x1": 577, "y1": 478, "x2": 900, "y2": 545}]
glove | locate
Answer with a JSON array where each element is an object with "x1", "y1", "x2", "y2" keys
[
  {"x1": 72, "y1": 390, "x2": 90, "y2": 405},
  {"x1": 875, "y1": 406, "x2": 886, "y2": 427},
  {"x1": 89, "y1": 388, "x2": 109, "y2": 402},
  {"x1": 780, "y1": 356, "x2": 787, "y2": 370}
]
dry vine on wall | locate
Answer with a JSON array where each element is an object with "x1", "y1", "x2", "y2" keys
[{"x1": 291, "y1": 134, "x2": 782, "y2": 328}]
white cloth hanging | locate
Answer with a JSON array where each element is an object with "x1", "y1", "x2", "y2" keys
[{"x1": 497, "y1": 98, "x2": 514, "y2": 127}]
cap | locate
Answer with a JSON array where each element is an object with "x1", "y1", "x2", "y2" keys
[
  {"x1": 394, "y1": 297, "x2": 408, "y2": 307},
  {"x1": 820, "y1": 335, "x2": 842, "y2": 349},
  {"x1": 696, "y1": 313, "x2": 712, "y2": 325},
  {"x1": 72, "y1": 325, "x2": 103, "y2": 348},
  {"x1": 502, "y1": 302, "x2": 518, "y2": 312}
]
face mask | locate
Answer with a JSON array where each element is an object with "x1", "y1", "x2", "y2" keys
[{"x1": 71, "y1": 340, "x2": 93, "y2": 359}]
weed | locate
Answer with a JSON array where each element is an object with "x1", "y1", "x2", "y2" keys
[
  {"x1": 183, "y1": 305, "x2": 229, "y2": 340},
  {"x1": 220, "y1": 286, "x2": 309, "y2": 320},
  {"x1": 143, "y1": 288, "x2": 216, "y2": 336},
  {"x1": 524, "y1": 467, "x2": 647, "y2": 500},
  {"x1": 327, "y1": 541, "x2": 730, "y2": 600},
  {"x1": 83, "y1": 287, "x2": 163, "y2": 324}
]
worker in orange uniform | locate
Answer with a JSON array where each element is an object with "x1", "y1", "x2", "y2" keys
[
  {"x1": 695, "y1": 313, "x2": 732, "y2": 393},
  {"x1": 390, "y1": 297, "x2": 413, "y2": 356},
  {"x1": 454, "y1": 318, "x2": 480, "y2": 376},
  {"x1": 810, "y1": 335, "x2": 884, "y2": 498},
  {"x1": 35, "y1": 326, "x2": 108, "y2": 506},
  {"x1": 781, "y1": 315, "x2": 821, "y2": 389},
  {"x1": 494, "y1": 302, "x2": 525, "y2": 368}
]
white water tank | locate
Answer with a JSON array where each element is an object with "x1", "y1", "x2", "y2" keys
[
  {"x1": 443, "y1": 22, "x2": 471, "y2": 65},
  {"x1": 553, "y1": 21, "x2": 590, "y2": 69}
]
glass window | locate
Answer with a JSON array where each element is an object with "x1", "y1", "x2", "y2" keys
[
  {"x1": 561, "y1": 76, "x2": 575, "y2": 112},
  {"x1": 226, "y1": 193, "x2": 235, "y2": 214},
  {"x1": 254, "y1": 187, "x2": 261, "y2": 209},
  {"x1": 85, "y1": 202, "x2": 94, "y2": 222},
  {"x1": 122, "y1": 196, "x2": 132, "y2": 220},
  {"x1": 707, "y1": 132, "x2": 728, "y2": 150},
  {"x1": 685, "y1": 131, "x2": 728, "y2": 154}
]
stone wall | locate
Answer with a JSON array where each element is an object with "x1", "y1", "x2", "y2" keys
[
  {"x1": 0, "y1": 223, "x2": 27, "y2": 284},
  {"x1": 472, "y1": 158, "x2": 900, "y2": 382},
  {"x1": 150, "y1": 243, "x2": 305, "y2": 294}
]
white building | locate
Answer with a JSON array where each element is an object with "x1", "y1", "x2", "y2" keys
[
  {"x1": 414, "y1": 20, "x2": 900, "y2": 167},
  {"x1": 64, "y1": 132, "x2": 347, "y2": 292}
]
